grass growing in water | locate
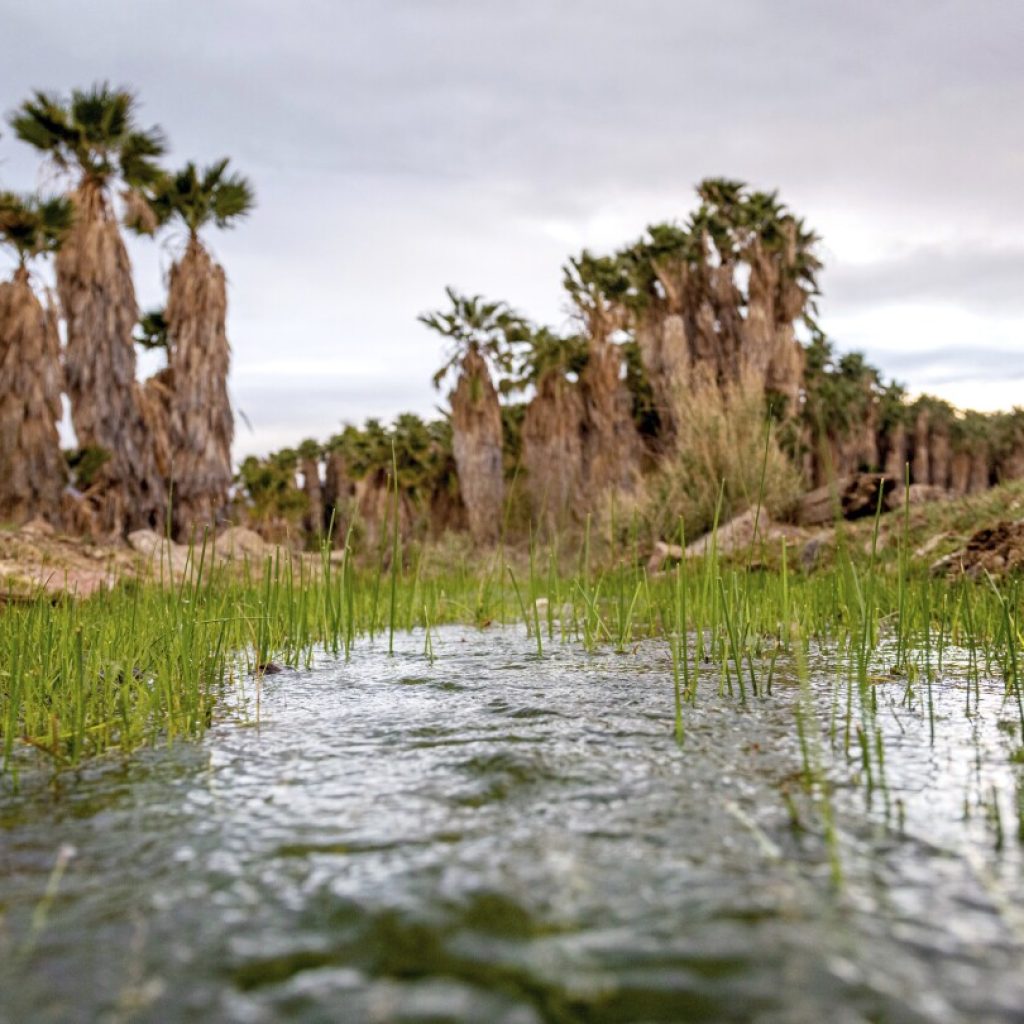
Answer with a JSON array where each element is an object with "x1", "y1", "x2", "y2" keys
[{"x1": 2, "y1": 484, "x2": 1024, "y2": 816}]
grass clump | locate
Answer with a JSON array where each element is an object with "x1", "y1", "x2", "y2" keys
[{"x1": 639, "y1": 372, "x2": 802, "y2": 543}]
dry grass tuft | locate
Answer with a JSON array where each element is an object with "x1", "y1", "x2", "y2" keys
[{"x1": 639, "y1": 371, "x2": 802, "y2": 542}]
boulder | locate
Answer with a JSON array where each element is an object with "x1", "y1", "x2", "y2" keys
[
  {"x1": 885, "y1": 484, "x2": 951, "y2": 512},
  {"x1": 20, "y1": 518, "x2": 55, "y2": 537},
  {"x1": 796, "y1": 473, "x2": 896, "y2": 527},
  {"x1": 647, "y1": 508, "x2": 779, "y2": 571},
  {"x1": 216, "y1": 526, "x2": 271, "y2": 560},
  {"x1": 127, "y1": 529, "x2": 193, "y2": 576}
]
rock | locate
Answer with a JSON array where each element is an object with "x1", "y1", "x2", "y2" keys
[
  {"x1": 648, "y1": 509, "x2": 776, "y2": 572},
  {"x1": 216, "y1": 526, "x2": 270, "y2": 560},
  {"x1": 646, "y1": 540, "x2": 684, "y2": 574},
  {"x1": 127, "y1": 529, "x2": 193, "y2": 576},
  {"x1": 800, "y1": 535, "x2": 830, "y2": 569},
  {"x1": 885, "y1": 484, "x2": 951, "y2": 512},
  {"x1": 685, "y1": 508, "x2": 775, "y2": 558},
  {"x1": 796, "y1": 473, "x2": 896, "y2": 527},
  {"x1": 913, "y1": 532, "x2": 956, "y2": 560},
  {"x1": 930, "y1": 519, "x2": 1024, "y2": 578},
  {"x1": 20, "y1": 517, "x2": 55, "y2": 537}
]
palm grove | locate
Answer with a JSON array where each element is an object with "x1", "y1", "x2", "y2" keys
[
  {"x1": 3, "y1": 88, "x2": 1023, "y2": 549},
  {"x1": 0, "y1": 84, "x2": 251, "y2": 538},
  {"x1": 242, "y1": 182, "x2": 1024, "y2": 549}
]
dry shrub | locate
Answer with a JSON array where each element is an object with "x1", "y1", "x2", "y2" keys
[{"x1": 640, "y1": 371, "x2": 801, "y2": 542}]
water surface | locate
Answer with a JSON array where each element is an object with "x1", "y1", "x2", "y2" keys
[{"x1": 1, "y1": 626, "x2": 1022, "y2": 1022}]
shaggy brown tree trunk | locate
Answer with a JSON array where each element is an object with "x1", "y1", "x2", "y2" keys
[
  {"x1": 141, "y1": 366, "x2": 175, "y2": 491},
  {"x1": 450, "y1": 347, "x2": 503, "y2": 544},
  {"x1": 323, "y1": 451, "x2": 352, "y2": 545},
  {"x1": 882, "y1": 424, "x2": 908, "y2": 481},
  {"x1": 968, "y1": 448, "x2": 991, "y2": 493},
  {"x1": 950, "y1": 451, "x2": 971, "y2": 496},
  {"x1": 354, "y1": 471, "x2": 415, "y2": 550},
  {"x1": 929, "y1": 427, "x2": 952, "y2": 489},
  {"x1": 301, "y1": 456, "x2": 323, "y2": 540},
  {"x1": 522, "y1": 369, "x2": 585, "y2": 534},
  {"x1": 911, "y1": 410, "x2": 931, "y2": 486},
  {"x1": 579, "y1": 338, "x2": 642, "y2": 502},
  {"x1": 0, "y1": 269, "x2": 65, "y2": 525},
  {"x1": 56, "y1": 182, "x2": 165, "y2": 534},
  {"x1": 743, "y1": 251, "x2": 776, "y2": 387},
  {"x1": 634, "y1": 311, "x2": 690, "y2": 442},
  {"x1": 164, "y1": 236, "x2": 233, "y2": 537}
]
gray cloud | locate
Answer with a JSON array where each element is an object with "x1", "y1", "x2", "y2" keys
[
  {"x1": 2, "y1": 0, "x2": 1021, "y2": 455},
  {"x1": 824, "y1": 243, "x2": 1024, "y2": 315}
]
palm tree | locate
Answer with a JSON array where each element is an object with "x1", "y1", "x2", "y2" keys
[
  {"x1": 563, "y1": 256, "x2": 643, "y2": 502},
  {"x1": 0, "y1": 192, "x2": 72, "y2": 525},
  {"x1": 296, "y1": 438, "x2": 323, "y2": 541},
  {"x1": 236, "y1": 447, "x2": 304, "y2": 539},
  {"x1": 419, "y1": 287, "x2": 524, "y2": 544},
  {"x1": 322, "y1": 430, "x2": 355, "y2": 545},
  {"x1": 515, "y1": 326, "x2": 588, "y2": 533},
  {"x1": 9, "y1": 83, "x2": 168, "y2": 533},
  {"x1": 147, "y1": 158, "x2": 254, "y2": 536},
  {"x1": 616, "y1": 225, "x2": 700, "y2": 440},
  {"x1": 727, "y1": 184, "x2": 819, "y2": 410}
]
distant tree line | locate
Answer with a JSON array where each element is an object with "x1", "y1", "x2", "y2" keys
[{"x1": 242, "y1": 178, "x2": 1023, "y2": 547}]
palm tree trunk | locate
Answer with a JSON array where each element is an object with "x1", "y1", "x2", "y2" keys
[
  {"x1": 450, "y1": 347, "x2": 503, "y2": 544},
  {"x1": 911, "y1": 410, "x2": 931, "y2": 485},
  {"x1": 301, "y1": 456, "x2": 323, "y2": 540},
  {"x1": 968, "y1": 447, "x2": 990, "y2": 493},
  {"x1": 323, "y1": 451, "x2": 352, "y2": 546},
  {"x1": 950, "y1": 451, "x2": 970, "y2": 496},
  {"x1": 929, "y1": 427, "x2": 951, "y2": 489},
  {"x1": 56, "y1": 182, "x2": 166, "y2": 534},
  {"x1": 579, "y1": 338, "x2": 642, "y2": 503},
  {"x1": 165, "y1": 236, "x2": 233, "y2": 537},
  {"x1": 522, "y1": 369, "x2": 585, "y2": 534},
  {"x1": 882, "y1": 424, "x2": 908, "y2": 481},
  {"x1": 0, "y1": 269, "x2": 65, "y2": 525},
  {"x1": 634, "y1": 311, "x2": 690, "y2": 442}
]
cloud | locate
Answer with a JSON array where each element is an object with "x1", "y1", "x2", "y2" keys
[
  {"x1": 824, "y1": 243, "x2": 1024, "y2": 315},
  {"x1": 2, "y1": 0, "x2": 1022, "y2": 456}
]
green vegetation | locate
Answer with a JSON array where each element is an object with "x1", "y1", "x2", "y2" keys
[{"x1": 3, "y1": 480, "x2": 1024, "y2": 793}]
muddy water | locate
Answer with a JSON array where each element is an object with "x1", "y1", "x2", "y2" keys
[{"x1": 1, "y1": 626, "x2": 1022, "y2": 1023}]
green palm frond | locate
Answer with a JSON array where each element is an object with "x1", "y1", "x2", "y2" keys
[
  {"x1": 419, "y1": 286, "x2": 527, "y2": 389},
  {"x1": 0, "y1": 190, "x2": 74, "y2": 264},
  {"x1": 9, "y1": 82, "x2": 166, "y2": 188},
  {"x1": 147, "y1": 158, "x2": 255, "y2": 236},
  {"x1": 133, "y1": 308, "x2": 169, "y2": 351}
]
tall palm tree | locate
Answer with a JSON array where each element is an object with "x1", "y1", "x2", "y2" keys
[
  {"x1": 322, "y1": 430, "x2": 355, "y2": 544},
  {"x1": 0, "y1": 192, "x2": 72, "y2": 525},
  {"x1": 9, "y1": 83, "x2": 168, "y2": 533},
  {"x1": 147, "y1": 158, "x2": 254, "y2": 536},
  {"x1": 563, "y1": 255, "x2": 643, "y2": 502},
  {"x1": 296, "y1": 438, "x2": 324, "y2": 541},
  {"x1": 515, "y1": 326, "x2": 587, "y2": 533},
  {"x1": 419, "y1": 287, "x2": 524, "y2": 544}
]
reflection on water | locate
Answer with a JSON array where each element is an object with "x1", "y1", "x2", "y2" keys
[{"x1": 1, "y1": 626, "x2": 1022, "y2": 1023}]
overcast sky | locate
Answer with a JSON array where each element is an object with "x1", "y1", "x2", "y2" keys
[{"x1": 1, "y1": 0, "x2": 1021, "y2": 458}]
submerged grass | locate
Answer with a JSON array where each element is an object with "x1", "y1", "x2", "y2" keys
[{"x1": 2, "y1": 480, "x2": 1024, "y2": 807}]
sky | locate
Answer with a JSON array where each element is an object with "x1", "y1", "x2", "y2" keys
[{"x1": 1, "y1": 0, "x2": 1022, "y2": 459}]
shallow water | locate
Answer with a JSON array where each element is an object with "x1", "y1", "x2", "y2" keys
[{"x1": 1, "y1": 626, "x2": 1022, "y2": 1023}]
